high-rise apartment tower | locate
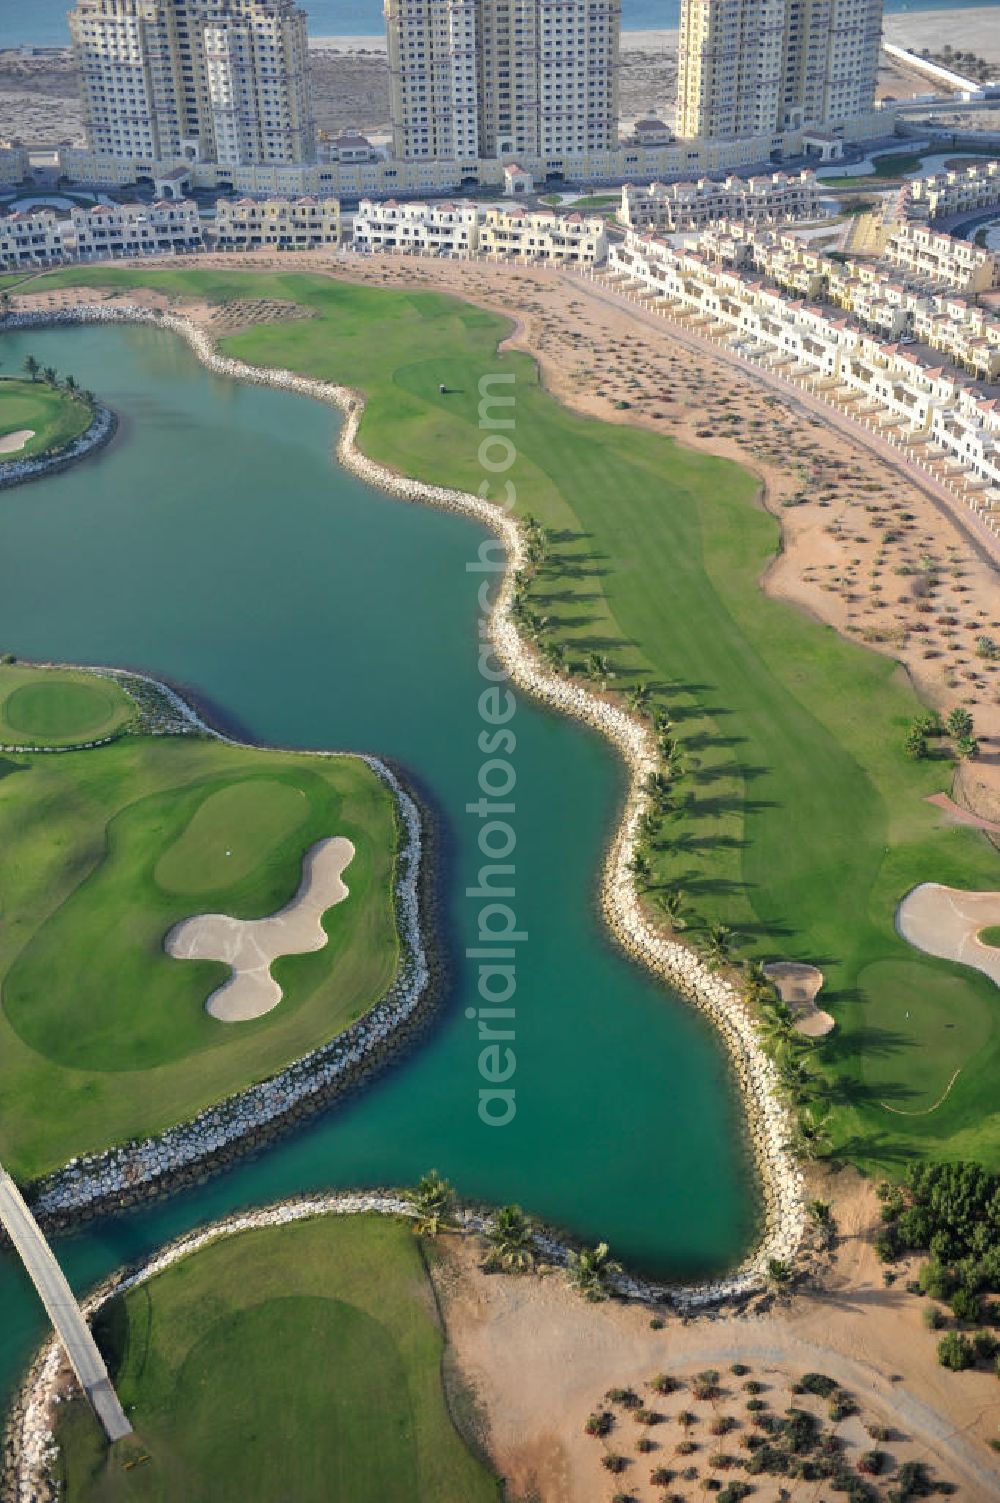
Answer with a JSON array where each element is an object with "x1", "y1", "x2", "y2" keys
[
  {"x1": 384, "y1": 0, "x2": 621, "y2": 161},
  {"x1": 69, "y1": 0, "x2": 315, "y2": 165},
  {"x1": 675, "y1": 0, "x2": 881, "y2": 140}
]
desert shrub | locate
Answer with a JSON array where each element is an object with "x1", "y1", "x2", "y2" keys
[
  {"x1": 602, "y1": 1452, "x2": 628, "y2": 1473},
  {"x1": 922, "y1": 1304, "x2": 945, "y2": 1330},
  {"x1": 857, "y1": 1450, "x2": 886, "y2": 1475},
  {"x1": 585, "y1": 1410, "x2": 613, "y2": 1437},
  {"x1": 937, "y1": 1331, "x2": 975, "y2": 1371},
  {"x1": 784, "y1": 1407, "x2": 819, "y2": 1452},
  {"x1": 608, "y1": 1387, "x2": 642, "y2": 1409},
  {"x1": 635, "y1": 1408, "x2": 662, "y2": 1426},
  {"x1": 650, "y1": 1373, "x2": 680, "y2": 1395},
  {"x1": 799, "y1": 1372, "x2": 838, "y2": 1398}
]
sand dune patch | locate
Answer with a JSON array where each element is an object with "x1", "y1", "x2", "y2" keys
[
  {"x1": 165, "y1": 836, "x2": 355, "y2": 1021},
  {"x1": 896, "y1": 882, "x2": 1000, "y2": 988}
]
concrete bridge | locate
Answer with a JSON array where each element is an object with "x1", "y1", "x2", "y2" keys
[{"x1": 0, "y1": 1166, "x2": 132, "y2": 1442}]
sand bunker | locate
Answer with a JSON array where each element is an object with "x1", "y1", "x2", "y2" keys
[
  {"x1": 896, "y1": 883, "x2": 1000, "y2": 988},
  {"x1": 763, "y1": 960, "x2": 835, "y2": 1037},
  {"x1": 0, "y1": 429, "x2": 34, "y2": 454},
  {"x1": 164, "y1": 837, "x2": 355, "y2": 1021}
]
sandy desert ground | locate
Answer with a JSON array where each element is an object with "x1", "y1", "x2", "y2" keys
[{"x1": 434, "y1": 1170, "x2": 1000, "y2": 1503}]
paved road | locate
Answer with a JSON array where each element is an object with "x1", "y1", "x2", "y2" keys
[{"x1": 0, "y1": 1167, "x2": 131, "y2": 1442}]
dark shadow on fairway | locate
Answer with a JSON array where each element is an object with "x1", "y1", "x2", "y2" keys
[{"x1": 0, "y1": 757, "x2": 26, "y2": 783}]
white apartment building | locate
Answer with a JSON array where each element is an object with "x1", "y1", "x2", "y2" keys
[
  {"x1": 620, "y1": 169, "x2": 821, "y2": 231},
  {"x1": 213, "y1": 195, "x2": 340, "y2": 248},
  {"x1": 608, "y1": 229, "x2": 1000, "y2": 492},
  {"x1": 478, "y1": 205, "x2": 608, "y2": 263},
  {"x1": 384, "y1": 0, "x2": 620, "y2": 162},
  {"x1": 69, "y1": 0, "x2": 314, "y2": 167},
  {"x1": 351, "y1": 198, "x2": 479, "y2": 254},
  {"x1": 70, "y1": 199, "x2": 203, "y2": 257},
  {"x1": 881, "y1": 221, "x2": 1000, "y2": 294},
  {"x1": 675, "y1": 0, "x2": 881, "y2": 141},
  {"x1": 907, "y1": 159, "x2": 1000, "y2": 222}
]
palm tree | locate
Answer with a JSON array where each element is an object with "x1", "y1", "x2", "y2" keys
[
  {"x1": 22, "y1": 354, "x2": 39, "y2": 382},
  {"x1": 702, "y1": 922, "x2": 738, "y2": 968},
  {"x1": 775, "y1": 1052, "x2": 821, "y2": 1108},
  {"x1": 482, "y1": 1205, "x2": 536, "y2": 1273},
  {"x1": 566, "y1": 1241, "x2": 622, "y2": 1301},
  {"x1": 586, "y1": 651, "x2": 613, "y2": 691},
  {"x1": 626, "y1": 683, "x2": 651, "y2": 715},
  {"x1": 64, "y1": 373, "x2": 78, "y2": 395},
  {"x1": 765, "y1": 1257, "x2": 793, "y2": 1290},
  {"x1": 41, "y1": 366, "x2": 58, "y2": 387},
  {"x1": 654, "y1": 887, "x2": 688, "y2": 929},
  {"x1": 755, "y1": 998, "x2": 796, "y2": 1049},
  {"x1": 787, "y1": 1111, "x2": 833, "y2": 1162},
  {"x1": 410, "y1": 1169, "x2": 455, "y2": 1236},
  {"x1": 629, "y1": 850, "x2": 652, "y2": 889},
  {"x1": 541, "y1": 640, "x2": 566, "y2": 673}
]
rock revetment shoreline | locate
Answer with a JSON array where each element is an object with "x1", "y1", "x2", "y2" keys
[
  {"x1": 0, "y1": 400, "x2": 116, "y2": 490},
  {"x1": 0, "y1": 303, "x2": 806, "y2": 1302}
]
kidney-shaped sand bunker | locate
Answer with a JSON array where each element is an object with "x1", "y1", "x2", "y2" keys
[{"x1": 165, "y1": 837, "x2": 356, "y2": 1022}]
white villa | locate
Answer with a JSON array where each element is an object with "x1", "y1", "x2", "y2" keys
[
  {"x1": 619, "y1": 171, "x2": 822, "y2": 233},
  {"x1": 351, "y1": 201, "x2": 608, "y2": 266},
  {"x1": 607, "y1": 228, "x2": 1000, "y2": 496},
  {"x1": 212, "y1": 195, "x2": 341, "y2": 250}
]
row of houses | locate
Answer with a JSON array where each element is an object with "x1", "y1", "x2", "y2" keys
[
  {"x1": 351, "y1": 201, "x2": 609, "y2": 265},
  {"x1": 618, "y1": 170, "x2": 823, "y2": 233},
  {"x1": 695, "y1": 221, "x2": 1000, "y2": 378},
  {"x1": 906, "y1": 157, "x2": 1000, "y2": 222},
  {"x1": 0, "y1": 197, "x2": 342, "y2": 269},
  {"x1": 607, "y1": 229, "x2": 1000, "y2": 496}
]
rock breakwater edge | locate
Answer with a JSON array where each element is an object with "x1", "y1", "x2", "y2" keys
[{"x1": 0, "y1": 305, "x2": 806, "y2": 1306}]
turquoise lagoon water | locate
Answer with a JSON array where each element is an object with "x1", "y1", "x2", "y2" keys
[{"x1": 0, "y1": 322, "x2": 755, "y2": 1409}]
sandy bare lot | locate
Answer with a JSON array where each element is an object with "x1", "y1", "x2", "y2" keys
[
  {"x1": 165, "y1": 835, "x2": 354, "y2": 1021},
  {"x1": 434, "y1": 1172, "x2": 1000, "y2": 1503}
]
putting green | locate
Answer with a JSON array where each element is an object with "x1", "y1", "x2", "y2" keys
[
  {"x1": 0, "y1": 666, "x2": 134, "y2": 746},
  {"x1": 979, "y1": 926, "x2": 1000, "y2": 949},
  {"x1": 53, "y1": 1215, "x2": 499, "y2": 1503},
  {"x1": 0, "y1": 376, "x2": 92, "y2": 460},
  {"x1": 153, "y1": 778, "x2": 309, "y2": 895},
  {"x1": 859, "y1": 959, "x2": 993, "y2": 1113},
  {"x1": 0, "y1": 676, "x2": 399, "y2": 1180}
]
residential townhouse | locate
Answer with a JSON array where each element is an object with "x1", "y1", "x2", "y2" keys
[
  {"x1": 351, "y1": 200, "x2": 607, "y2": 264},
  {"x1": 477, "y1": 205, "x2": 608, "y2": 264},
  {"x1": 351, "y1": 199, "x2": 480, "y2": 255},
  {"x1": 607, "y1": 230, "x2": 1000, "y2": 492},
  {"x1": 880, "y1": 221, "x2": 1000, "y2": 295},
  {"x1": 0, "y1": 209, "x2": 67, "y2": 270},
  {"x1": 70, "y1": 200, "x2": 203, "y2": 258},
  {"x1": 212, "y1": 195, "x2": 341, "y2": 249},
  {"x1": 907, "y1": 159, "x2": 1000, "y2": 222},
  {"x1": 619, "y1": 170, "x2": 822, "y2": 232}
]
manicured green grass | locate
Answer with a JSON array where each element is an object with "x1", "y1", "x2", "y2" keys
[
  {"x1": 0, "y1": 664, "x2": 135, "y2": 746},
  {"x1": 30, "y1": 267, "x2": 1000, "y2": 1170},
  {"x1": 0, "y1": 680, "x2": 399, "y2": 1180},
  {"x1": 53, "y1": 1215, "x2": 499, "y2": 1503},
  {"x1": 0, "y1": 376, "x2": 92, "y2": 459},
  {"x1": 979, "y1": 926, "x2": 1000, "y2": 949}
]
